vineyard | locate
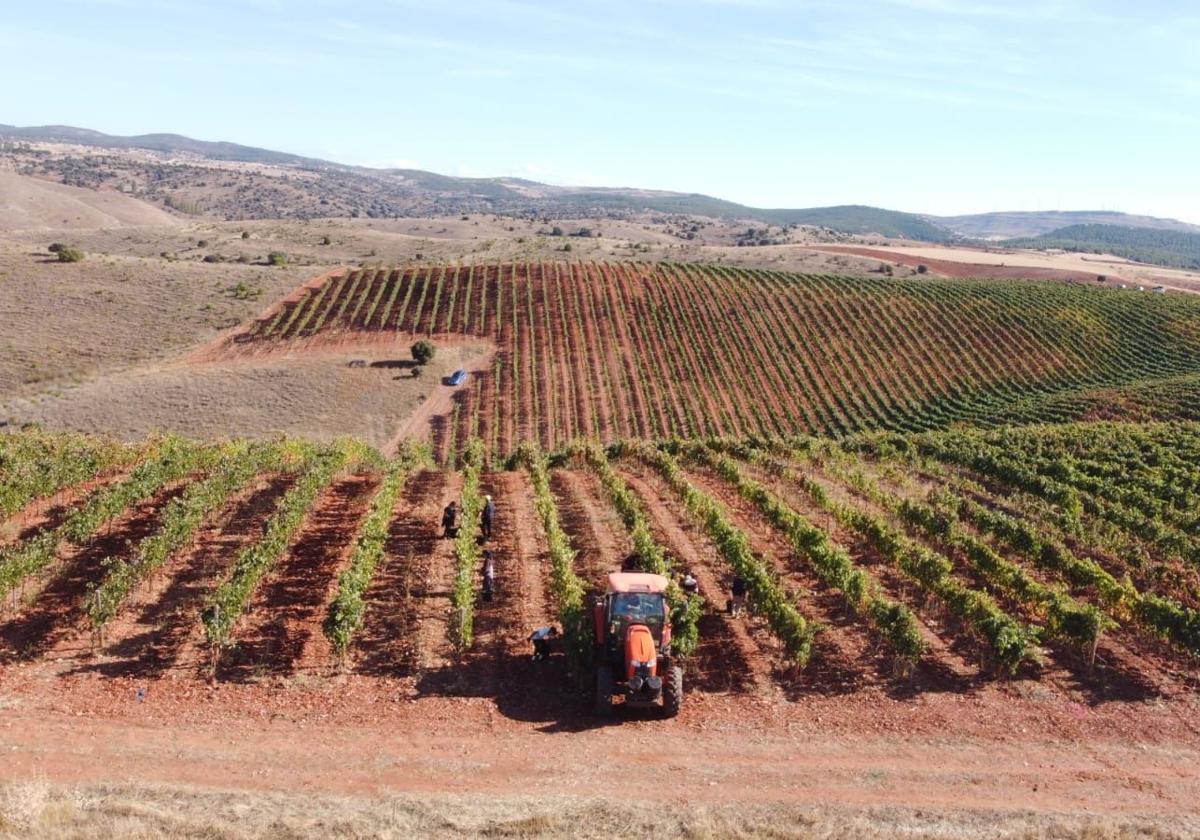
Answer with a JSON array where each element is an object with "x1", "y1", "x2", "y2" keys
[
  {"x1": 214, "y1": 262, "x2": 1200, "y2": 460},
  {"x1": 2, "y1": 422, "x2": 1197, "y2": 706}
]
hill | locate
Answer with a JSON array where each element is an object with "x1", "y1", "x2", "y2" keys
[
  {"x1": 1002, "y1": 224, "x2": 1200, "y2": 271},
  {"x1": 0, "y1": 125, "x2": 953, "y2": 240},
  {"x1": 0, "y1": 170, "x2": 178, "y2": 230},
  {"x1": 0, "y1": 123, "x2": 321, "y2": 166},
  {"x1": 931, "y1": 210, "x2": 1200, "y2": 239},
  {"x1": 181, "y1": 262, "x2": 1200, "y2": 461}
]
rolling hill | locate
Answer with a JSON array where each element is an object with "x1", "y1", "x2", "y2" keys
[
  {"x1": 4, "y1": 124, "x2": 1199, "y2": 245},
  {"x1": 931, "y1": 210, "x2": 1200, "y2": 239},
  {"x1": 1001, "y1": 224, "x2": 1200, "y2": 271}
]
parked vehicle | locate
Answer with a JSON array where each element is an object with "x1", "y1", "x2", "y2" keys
[{"x1": 447, "y1": 369, "x2": 467, "y2": 386}]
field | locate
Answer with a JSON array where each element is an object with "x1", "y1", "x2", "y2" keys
[
  {"x1": 2, "y1": 421, "x2": 1200, "y2": 834},
  {"x1": 199, "y1": 261, "x2": 1200, "y2": 461},
  {"x1": 5, "y1": 257, "x2": 1200, "y2": 836}
]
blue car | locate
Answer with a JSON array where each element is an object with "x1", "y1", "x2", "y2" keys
[{"x1": 447, "y1": 369, "x2": 468, "y2": 386}]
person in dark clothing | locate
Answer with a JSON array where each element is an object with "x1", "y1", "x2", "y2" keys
[
  {"x1": 441, "y1": 501, "x2": 458, "y2": 538},
  {"x1": 481, "y1": 494, "x2": 495, "y2": 539},
  {"x1": 730, "y1": 574, "x2": 748, "y2": 617},
  {"x1": 482, "y1": 550, "x2": 495, "y2": 602}
]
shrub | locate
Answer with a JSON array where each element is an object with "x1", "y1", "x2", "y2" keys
[
  {"x1": 241, "y1": 231, "x2": 250, "y2": 239},
  {"x1": 47, "y1": 243, "x2": 64, "y2": 253},
  {"x1": 267, "y1": 252, "x2": 287, "y2": 266},
  {"x1": 411, "y1": 340, "x2": 435, "y2": 365},
  {"x1": 916, "y1": 264, "x2": 929, "y2": 274},
  {"x1": 56, "y1": 247, "x2": 84, "y2": 263}
]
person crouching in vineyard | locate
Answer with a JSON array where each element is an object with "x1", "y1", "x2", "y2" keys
[
  {"x1": 529, "y1": 626, "x2": 559, "y2": 662},
  {"x1": 442, "y1": 500, "x2": 458, "y2": 539},
  {"x1": 482, "y1": 549, "x2": 496, "y2": 603}
]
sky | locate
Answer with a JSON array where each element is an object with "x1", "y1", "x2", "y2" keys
[{"x1": 3, "y1": 0, "x2": 1199, "y2": 222}]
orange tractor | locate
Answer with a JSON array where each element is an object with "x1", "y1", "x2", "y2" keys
[{"x1": 591, "y1": 572, "x2": 683, "y2": 717}]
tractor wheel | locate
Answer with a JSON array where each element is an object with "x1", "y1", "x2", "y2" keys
[
  {"x1": 594, "y1": 665, "x2": 614, "y2": 716},
  {"x1": 662, "y1": 665, "x2": 683, "y2": 718}
]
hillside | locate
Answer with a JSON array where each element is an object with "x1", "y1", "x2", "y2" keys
[
  {"x1": 178, "y1": 262, "x2": 1200, "y2": 460},
  {"x1": 0, "y1": 170, "x2": 178, "y2": 230},
  {"x1": 1003, "y1": 224, "x2": 1200, "y2": 271},
  {"x1": 933, "y1": 211, "x2": 1200, "y2": 239},
  {"x1": 0, "y1": 126, "x2": 961, "y2": 240}
]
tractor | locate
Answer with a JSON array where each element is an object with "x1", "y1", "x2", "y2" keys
[{"x1": 591, "y1": 571, "x2": 683, "y2": 718}]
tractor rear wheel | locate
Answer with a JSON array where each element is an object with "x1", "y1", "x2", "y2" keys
[
  {"x1": 662, "y1": 665, "x2": 683, "y2": 718},
  {"x1": 594, "y1": 665, "x2": 614, "y2": 716}
]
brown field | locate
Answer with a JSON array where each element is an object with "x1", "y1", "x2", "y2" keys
[{"x1": 813, "y1": 243, "x2": 1200, "y2": 294}]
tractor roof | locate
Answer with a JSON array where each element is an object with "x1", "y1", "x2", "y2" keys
[{"x1": 607, "y1": 572, "x2": 669, "y2": 594}]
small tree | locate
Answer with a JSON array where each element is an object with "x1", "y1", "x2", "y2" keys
[
  {"x1": 915, "y1": 264, "x2": 929, "y2": 275},
  {"x1": 57, "y1": 246, "x2": 85, "y2": 263},
  {"x1": 411, "y1": 339, "x2": 435, "y2": 365},
  {"x1": 320, "y1": 235, "x2": 332, "y2": 246},
  {"x1": 267, "y1": 252, "x2": 287, "y2": 266},
  {"x1": 241, "y1": 231, "x2": 251, "y2": 239}
]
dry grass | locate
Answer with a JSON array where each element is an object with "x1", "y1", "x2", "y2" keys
[
  {"x1": 0, "y1": 780, "x2": 1194, "y2": 840},
  {"x1": 3, "y1": 345, "x2": 492, "y2": 448}
]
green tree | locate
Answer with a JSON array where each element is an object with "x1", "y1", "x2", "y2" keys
[{"x1": 411, "y1": 340, "x2": 436, "y2": 365}]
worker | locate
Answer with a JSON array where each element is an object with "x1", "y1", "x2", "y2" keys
[
  {"x1": 441, "y1": 501, "x2": 458, "y2": 539},
  {"x1": 730, "y1": 574, "x2": 748, "y2": 617},
  {"x1": 481, "y1": 494, "x2": 495, "y2": 539},
  {"x1": 529, "y1": 626, "x2": 559, "y2": 662},
  {"x1": 482, "y1": 549, "x2": 495, "y2": 602},
  {"x1": 681, "y1": 571, "x2": 699, "y2": 596},
  {"x1": 621, "y1": 552, "x2": 642, "y2": 572}
]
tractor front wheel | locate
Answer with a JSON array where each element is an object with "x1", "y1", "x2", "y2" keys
[
  {"x1": 594, "y1": 665, "x2": 614, "y2": 716},
  {"x1": 662, "y1": 665, "x2": 683, "y2": 718}
]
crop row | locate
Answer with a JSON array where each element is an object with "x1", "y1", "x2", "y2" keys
[
  {"x1": 565, "y1": 440, "x2": 701, "y2": 657},
  {"x1": 324, "y1": 442, "x2": 431, "y2": 659},
  {"x1": 448, "y1": 438, "x2": 486, "y2": 651},
  {"x1": 515, "y1": 442, "x2": 591, "y2": 672},
  {"x1": 228, "y1": 262, "x2": 1200, "y2": 458},
  {"x1": 613, "y1": 440, "x2": 816, "y2": 666},
  {"x1": 201, "y1": 440, "x2": 371, "y2": 654},
  {"x1": 680, "y1": 441, "x2": 926, "y2": 668},
  {"x1": 1, "y1": 435, "x2": 215, "y2": 606}
]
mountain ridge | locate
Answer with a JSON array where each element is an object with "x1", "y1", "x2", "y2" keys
[{"x1": 3, "y1": 123, "x2": 1197, "y2": 241}]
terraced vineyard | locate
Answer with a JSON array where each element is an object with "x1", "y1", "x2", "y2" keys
[
  {"x1": 216, "y1": 262, "x2": 1200, "y2": 459},
  {"x1": 2, "y1": 423, "x2": 1197, "y2": 706}
]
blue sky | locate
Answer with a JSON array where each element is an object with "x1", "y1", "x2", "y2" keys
[{"x1": 3, "y1": 0, "x2": 1199, "y2": 221}]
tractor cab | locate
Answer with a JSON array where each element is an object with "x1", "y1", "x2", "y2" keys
[{"x1": 591, "y1": 572, "x2": 683, "y2": 717}]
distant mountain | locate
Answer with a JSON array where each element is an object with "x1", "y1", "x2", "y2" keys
[
  {"x1": 931, "y1": 210, "x2": 1200, "y2": 240},
  {"x1": 1002, "y1": 224, "x2": 1200, "y2": 271},
  {"x1": 2, "y1": 124, "x2": 1193, "y2": 245},
  {"x1": 0, "y1": 123, "x2": 321, "y2": 166}
]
